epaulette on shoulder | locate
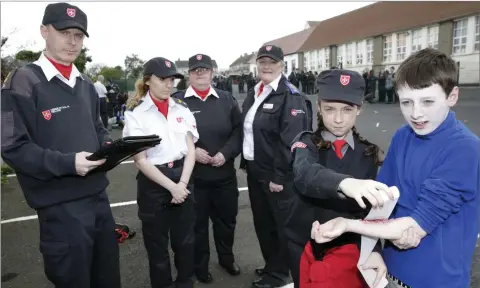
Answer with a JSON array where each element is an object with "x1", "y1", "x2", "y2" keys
[
  {"x1": 81, "y1": 73, "x2": 93, "y2": 84},
  {"x1": 2, "y1": 65, "x2": 42, "y2": 96},
  {"x1": 292, "y1": 130, "x2": 313, "y2": 144},
  {"x1": 285, "y1": 81, "x2": 300, "y2": 95},
  {"x1": 291, "y1": 131, "x2": 313, "y2": 152},
  {"x1": 171, "y1": 90, "x2": 185, "y2": 99},
  {"x1": 127, "y1": 100, "x2": 144, "y2": 111},
  {"x1": 173, "y1": 97, "x2": 188, "y2": 108}
]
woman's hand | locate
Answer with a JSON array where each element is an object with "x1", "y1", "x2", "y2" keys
[
  {"x1": 361, "y1": 252, "x2": 387, "y2": 287},
  {"x1": 169, "y1": 183, "x2": 189, "y2": 203},
  {"x1": 311, "y1": 218, "x2": 348, "y2": 243}
]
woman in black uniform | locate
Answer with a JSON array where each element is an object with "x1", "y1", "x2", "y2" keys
[
  {"x1": 123, "y1": 57, "x2": 199, "y2": 288},
  {"x1": 172, "y1": 53, "x2": 243, "y2": 283},
  {"x1": 285, "y1": 69, "x2": 389, "y2": 288},
  {"x1": 240, "y1": 44, "x2": 313, "y2": 288}
]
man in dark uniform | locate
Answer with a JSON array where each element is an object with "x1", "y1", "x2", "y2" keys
[
  {"x1": 172, "y1": 54, "x2": 243, "y2": 283},
  {"x1": 239, "y1": 73, "x2": 245, "y2": 93},
  {"x1": 288, "y1": 69, "x2": 300, "y2": 88},
  {"x1": 1, "y1": 3, "x2": 120, "y2": 288},
  {"x1": 240, "y1": 44, "x2": 313, "y2": 288},
  {"x1": 300, "y1": 70, "x2": 307, "y2": 94}
]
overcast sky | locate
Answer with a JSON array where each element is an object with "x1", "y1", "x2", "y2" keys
[{"x1": 1, "y1": 1, "x2": 372, "y2": 69}]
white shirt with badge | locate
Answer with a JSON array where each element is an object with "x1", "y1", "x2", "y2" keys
[
  {"x1": 184, "y1": 85, "x2": 219, "y2": 101},
  {"x1": 33, "y1": 52, "x2": 83, "y2": 88},
  {"x1": 243, "y1": 73, "x2": 282, "y2": 161},
  {"x1": 122, "y1": 92, "x2": 199, "y2": 166}
]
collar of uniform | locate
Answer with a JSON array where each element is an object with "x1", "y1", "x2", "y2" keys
[
  {"x1": 321, "y1": 130, "x2": 355, "y2": 150},
  {"x1": 184, "y1": 85, "x2": 219, "y2": 98},
  {"x1": 142, "y1": 91, "x2": 178, "y2": 112},
  {"x1": 254, "y1": 73, "x2": 282, "y2": 94},
  {"x1": 34, "y1": 52, "x2": 83, "y2": 81}
]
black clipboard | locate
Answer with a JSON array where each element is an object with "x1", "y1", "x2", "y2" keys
[{"x1": 87, "y1": 135, "x2": 162, "y2": 172}]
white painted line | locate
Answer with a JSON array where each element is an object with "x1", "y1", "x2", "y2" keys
[
  {"x1": 0, "y1": 187, "x2": 249, "y2": 225},
  {"x1": 6, "y1": 160, "x2": 136, "y2": 178}
]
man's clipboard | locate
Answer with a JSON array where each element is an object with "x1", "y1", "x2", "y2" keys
[{"x1": 87, "y1": 135, "x2": 162, "y2": 172}]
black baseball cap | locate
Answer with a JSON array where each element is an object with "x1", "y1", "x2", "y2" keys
[
  {"x1": 189, "y1": 54, "x2": 213, "y2": 71},
  {"x1": 42, "y1": 2, "x2": 89, "y2": 37},
  {"x1": 143, "y1": 57, "x2": 184, "y2": 79},
  {"x1": 316, "y1": 69, "x2": 365, "y2": 106},
  {"x1": 256, "y1": 45, "x2": 284, "y2": 62}
]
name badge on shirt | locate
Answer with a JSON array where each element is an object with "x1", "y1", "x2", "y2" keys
[{"x1": 263, "y1": 103, "x2": 274, "y2": 109}]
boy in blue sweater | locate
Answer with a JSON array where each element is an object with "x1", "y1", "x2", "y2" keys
[{"x1": 310, "y1": 48, "x2": 480, "y2": 288}]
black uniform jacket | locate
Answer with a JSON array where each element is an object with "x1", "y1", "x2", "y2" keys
[
  {"x1": 1, "y1": 63, "x2": 112, "y2": 209},
  {"x1": 172, "y1": 87, "x2": 242, "y2": 181},
  {"x1": 285, "y1": 130, "x2": 379, "y2": 250},
  {"x1": 239, "y1": 75, "x2": 313, "y2": 186}
]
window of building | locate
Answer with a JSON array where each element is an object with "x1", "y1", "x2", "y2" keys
[
  {"x1": 284, "y1": 61, "x2": 288, "y2": 74},
  {"x1": 366, "y1": 39, "x2": 373, "y2": 64},
  {"x1": 292, "y1": 59, "x2": 296, "y2": 70},
  {"x1": 475, "y1": 15, "x2": 479, "y2": 51},
  {"x1": 411, "y1": 29, "x2": 423, "y2": 53},
  {"x1": 318, "y1": 49, "x2": 323, "y2": 70},
  {"x1": 427, "y1": 26, "x2": 439, "y2": 49},
  {"x1": 396, "y1": 32, "x2": 407, "y2": 61},
  {"x1": 304, "y1": 56, "x2": 308, "y2": 71},
  {"x1": 310, "y1": 51, "x2": 316, "y2": 71},
  {"x1": 356, "y1": 41, "x2": 364, "y2": 65},
  {"x1": 453, "y1": 18, "x2": 468, "y2": 54},
  {"x1": 337, "y1": 45, "x2": 344, "y2": 68},
  {"x1": 324, "y1": 47, "x2": 330, "y2": 68},
  {"x1": 383, "y1": 35, "x2": 392, "y2": 62},
  {"x1": 345, "y1": 43, "x2": 353, "y2": 66}
]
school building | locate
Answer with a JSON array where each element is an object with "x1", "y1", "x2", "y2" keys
[{"x1": 262, "y1": 2, "x2": 480, "y2": 85}]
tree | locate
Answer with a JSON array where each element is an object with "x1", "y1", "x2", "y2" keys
[
  {"x1": 124, "y1": 54, "x2": 144, "y2": 79},
  {"x1": 99, "y1": 65, "x2": 124, "y2": 80},
  {"x1": 74, "y1": 47, "x2": 93, "y2": 73},
  {"x1": 11, "y1": 47, "x2": 92, "y2": 73},
  {"x1": 15, "y1": 50, "x2": 42, "y2": 63}
]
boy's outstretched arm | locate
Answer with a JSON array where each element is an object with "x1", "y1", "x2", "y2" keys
[{"x1": 311, "y1": 217, "x2": 427, "y2": 245}]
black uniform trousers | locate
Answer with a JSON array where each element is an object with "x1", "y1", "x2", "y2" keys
[
  {"x1": 137, "y1": 159, "x2": 195, "y2": 288},
  {"x1": 99, "y1": 97, "x2": 109, "y2": 128},
  {"x1": 287, "y1": 240, "x2": 306, "y2": 288},
  {"x1": 193, "y1": 174, "x2": 239, "y2": 277},
  {"x1": 246, "y1": 161, "x2": 294, "y2": 281},
  {"x1": 36, "y1": 190, "x2": 120, "y2": 288}
]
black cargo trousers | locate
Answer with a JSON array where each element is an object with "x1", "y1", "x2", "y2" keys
[{"x1": 137, "y1": 159, "x2": 195, "y2": 288}]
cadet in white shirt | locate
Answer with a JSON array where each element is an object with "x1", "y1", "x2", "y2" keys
[{"x1": 123, "y1": 57, "x2": 199, "y2": 288}]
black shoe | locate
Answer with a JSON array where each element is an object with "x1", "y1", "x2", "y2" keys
[
  {"x1": 220, "y1": 262, "x2": 241, "y2": 276},
  {"x1": 251, "y1": 276, "x2": 286, "y2": 288},
  {"x1": 196, "y1": 273, "x2": 213, "y2": 284},
  {"x1": 254, "y1": 267, "x2": 264, "y2": 277}
]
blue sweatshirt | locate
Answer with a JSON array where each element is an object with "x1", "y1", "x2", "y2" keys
[{"x1": 377, "y1": 111, "x2": 479, "y2": 288}]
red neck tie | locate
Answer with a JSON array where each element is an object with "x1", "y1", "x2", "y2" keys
[
  {"x1": 257, "y1": 83, "x2": 264, "y2": 97},
  {"x1": 333, "y1": 139, "x2": 347, "y2": 159}
]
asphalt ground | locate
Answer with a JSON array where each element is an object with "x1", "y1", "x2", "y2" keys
[{"x1": 2, "y1": 87, "x2": 480, "y2": 288}]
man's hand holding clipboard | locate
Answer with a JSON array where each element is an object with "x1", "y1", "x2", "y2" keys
[{"x1": 86, "y1": 135, "x2": 162, "y2": 172}]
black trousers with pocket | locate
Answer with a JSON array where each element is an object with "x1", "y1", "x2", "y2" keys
[
  {"x1": 193, "y1": 174, "x2": 239, "y2": 277},
  {"x1": 137, "y1": 159, "x2": 195, "y2": 288},
  {"x1": 36, "y1": 190, "x2": 121, "y2": 288},
  {"x1": 246, "y1": 161, "x2": 294, "y2": 282}
]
